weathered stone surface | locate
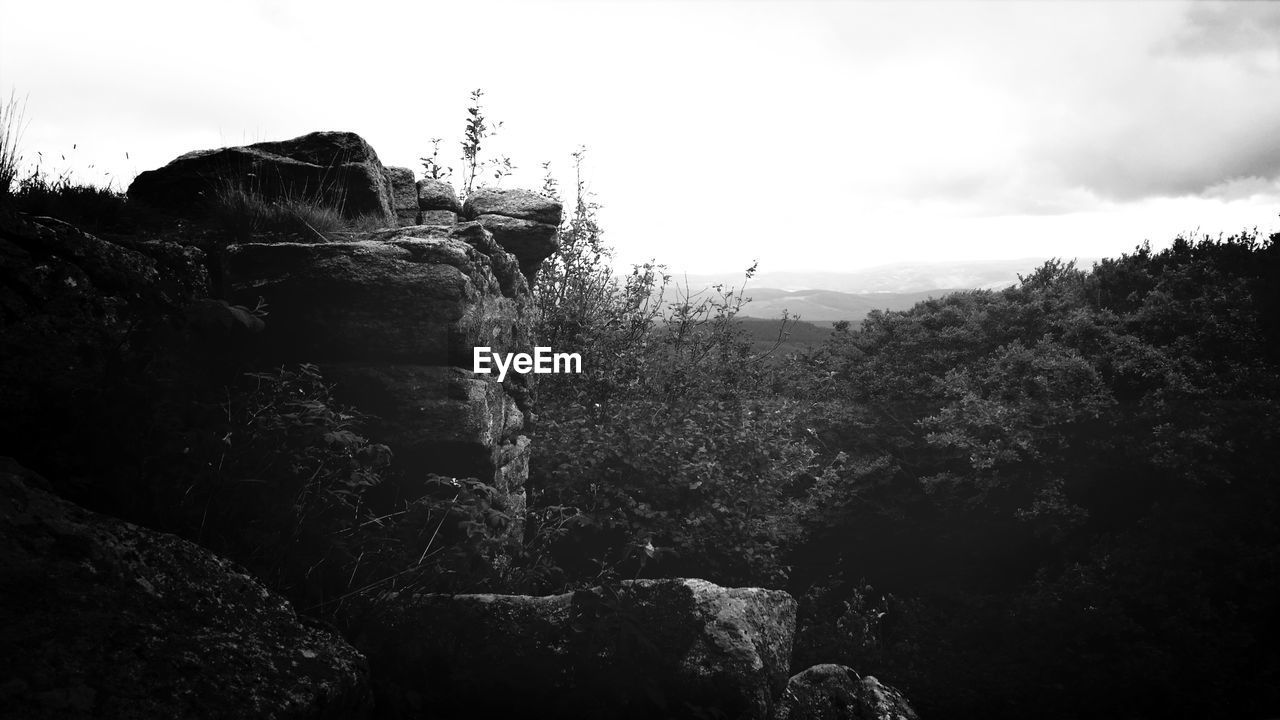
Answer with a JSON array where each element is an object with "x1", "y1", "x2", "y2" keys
[
  {"x1": 416, "y1": 209, "x2": 457, "y2": 226},
  {"x1": 353, "y1": 577, "x2": 796, "y2": 719},
  {"x1": 0, "y1": 460, "x2": 372, "y2": 719},
  {"x1": 339, "y1": 221, "x2": 524, "y2": 298},
  {"x1": 222, "y1": 231, "x2": 528, "y2": 365},
  {"x1": 495, "y1": 434, "x2": 532, "y2": 493},
  {"x1": 474, "y1": 213, "x2": 560, "y2": 279},
  {"x1": 322, "y1": 364, "x2": 523, "y2": 481},
  {"x1": 128, "y1": 131, "x2": 395, "y2": 222},
  {"x1": 854, "y1": 676, "x2": 919, "y2": 720},
  {"x1": 385, "y1": 166, "x2": 418, "y2": 226},
  {"x1": 463, "y1": 187, "x2": 563, "y2": 225},
  {"x1": 774, "y1": 665, "x2": 919, "y2": 720},
  {"x1": 0, "y1": 211, "x2": 208, "y2": 483},
  {"x1": 417, "y1": 178, "x2": 461, "y2": 212}
]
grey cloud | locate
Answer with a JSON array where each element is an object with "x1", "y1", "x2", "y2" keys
[
  {"x1": 1164, "y1": 3, "x2": 1280, "y2": 58},
  {"x1": 1044, "y1": 118, "x2": 1280, "y2": 202},
  {"x1": 1030, "y1": 3, "x2": 1280, "y2": 205}
]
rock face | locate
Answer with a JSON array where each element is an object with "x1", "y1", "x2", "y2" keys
[
  {"x1": 0, "y1": 210, "x2": 208, "y2": 487},
  {"x1": 127, "y1": 131, "x2": 398, "y2": 223},
  {"x1": 0, "y1": 459, "x2": 372, "y2": 719},
  {"x1": 222, "y1": 230, "x2": 528, "y2": 366},
  {"x1": 462, "y1": 187, "x2": 563, "y2": 280},
  {"x1": 320, "y1": 364, "x2": 526, "y2": 496},
  {"x1": 385, "y1": 166, "x2": 419, "y2": 226},
  {"x1": 221, "y1": 216, "x2": 546, "y2": 508},
  {"x1": 774, "y1": 665, "x2": 919, "y2": 720},
  {"x1": 352, "y1": 577, "x2": 796, "y2": 719}
]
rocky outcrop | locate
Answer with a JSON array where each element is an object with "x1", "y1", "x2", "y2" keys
[
  {"x1": 221, "y1": 214, "x2": 545, "y2": 510},
  {"x1": 462, "y1": 187, "x2": 563, "y2": 280},
  {"x1": 127, "y1": 131, "x2": 398, "y2": 223},
  {"x1": 352, "y1": 577, "x2": 796, "y2": 719},
  {"x1": 774, "y1": 665, "x2": 919, "y2": 720},
  {"x1": 0, "y1": 459, "x2": 372, "y2": 719}
]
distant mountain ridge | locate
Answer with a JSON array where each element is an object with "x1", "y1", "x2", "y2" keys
[
  {"x1": 734, "y1": 288, "x2": 962, "y2": 323},
  {"x1": 675, "y1": 257, "x2": 1097, "y2": 322}
]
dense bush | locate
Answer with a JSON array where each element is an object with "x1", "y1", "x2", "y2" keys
[
  {"x1": 787, "y1": 231, "x2": 1280, "y2": 718},
  {"x1": 530, "y1": 156, "x2": 833, "y2": 588}
]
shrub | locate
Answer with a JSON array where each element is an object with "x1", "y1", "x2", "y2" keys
[{"x1": 530, "y1": 159, "x2": 832, "y2": 588}]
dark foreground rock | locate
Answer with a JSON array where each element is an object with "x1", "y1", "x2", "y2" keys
[
  {"x1": 0, "y1": 460, "x2": 372, "y2": 719},
  {"x1": 128, "y1": 131, "x2": 397, "y2": 223},
  {"x1": 351, "y1": 577, "x2": 795, "y2": 719},
  {"x1": 0, "y1": 210, "x2": 208, "y2": 489},
  {"x1": 774, "y1": 664, "x2": 919, "y2": 720}
]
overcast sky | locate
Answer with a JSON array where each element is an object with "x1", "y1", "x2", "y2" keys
[{"x1": 2, "y1": 0, "x2": 1278, "y2": 275}]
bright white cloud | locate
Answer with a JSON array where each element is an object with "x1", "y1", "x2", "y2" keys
[{"x1": 1, "y1": 0, "x2": 1276, "y2": 276}]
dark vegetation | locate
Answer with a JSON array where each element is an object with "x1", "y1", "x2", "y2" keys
[
  {"x1": 3, "y1": 89, "x2": 1279, "y2": 718},
  {"x1": 530, "y1": 149, "x2": 1280, "y2": 716}
]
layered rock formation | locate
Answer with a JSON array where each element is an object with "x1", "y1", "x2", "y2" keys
[
  {"x1": 0, "y1": 459, "x2": 372, "y2": 719},
  {"x1": 220, "y1": 190, "x2": 555, "y2": 520},
  {"x1": 352, "y1": 577, "x2": 796, "y2": 719},
  {"x1": 463, "y1": 187, "x2": 563, "y2": 281}
]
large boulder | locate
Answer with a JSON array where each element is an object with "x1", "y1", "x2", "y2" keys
[
  {"x1": 773, "y1": 665, "x2": 919, "y2": 720},
  {"x1": 417, "y1": 178, "x2": 461, "y2": 213},
  {"x1": 221, "y1": 224, "x2": 530, "y2": 366},
  {"x1": 128, "y1": 131, "x2": 396, "y2": 223},
  {"x1": 352, "y1": 577, "x2": 796, "y2": 719},
  {"x1": 463, "y1": 187, "x2": 563, "y2": 225},
  {"x1": 462, "y1": 188, "x2": 562, "y2": 281},
  {"x1": 0, "y1": 460, "x2": 372, "y2": 719}
]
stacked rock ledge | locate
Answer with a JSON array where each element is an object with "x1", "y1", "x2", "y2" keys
[
  {"x1": 197, "y1": 138, "x2": 560, "y2": 522},
  {"x1": 462, "y1": 187, "x2": 563, "y2": 281}
]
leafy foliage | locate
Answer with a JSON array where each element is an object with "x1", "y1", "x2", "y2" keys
[
  {"x1": 788, "y1": 231, "x2": 1280, "y2": 718},
  {"x1": 530, "y1": 158, "x2": 829, "y2": 588},
  {"x1": 423, "y1": 88, "x2": 514, "y2": 200}
]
